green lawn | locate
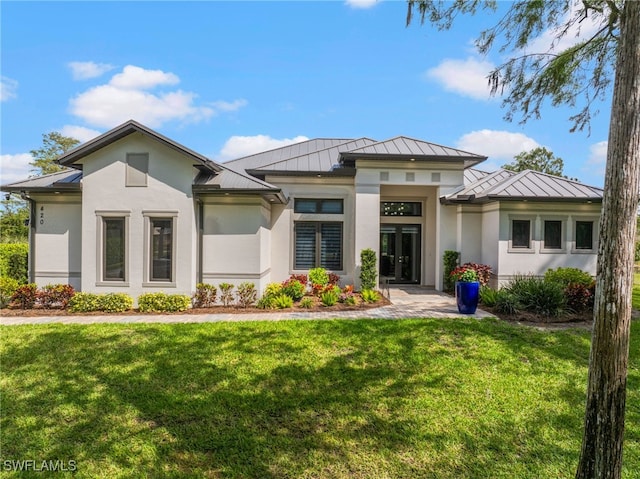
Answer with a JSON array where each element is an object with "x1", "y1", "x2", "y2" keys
[
  {"x1": 634, "y1": 273, "x2": 640, "y2": 310},
  {"x1": 1, "y1": 318, "x2": 639, "y2": 478}
]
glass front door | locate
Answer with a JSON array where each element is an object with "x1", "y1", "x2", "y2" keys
[{"x1": 379, "y1": 224, "x2": 421, "y2": 284}]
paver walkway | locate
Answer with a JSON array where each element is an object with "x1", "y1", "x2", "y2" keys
[{"x1": 0, "y1": 286, "x2": 493, "y2": 325}]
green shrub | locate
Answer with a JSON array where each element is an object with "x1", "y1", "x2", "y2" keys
[
  {"x1": 544, "y1": 267, "x2": 593, "y2": 287},
  {"x1": 443, "y1": 250, "x2": 460, "y2": 292},
  {"x1": 99, "y1": 293, "x2": 133, "y2": 313},
  {"x1": 360, "y1": 289, "x2": 380, "y2": 303},
  {"x1": 494, "y1": 290, "x2": 519, "y2": 315},
  {"x1": 359, "y1": 248, "x2": 377, "y2": 291},
  {"x1": 299, "y1": 297, "x2": 314, "y2": 308},
  {"x1": 10, "y1": 283, "x2": 37, "y2": 309},
  {"x1": 38, "y1": 284, "x2": 75, "y2": 309},
  {"x1": 236, "y1": 282, "x2": 257, "y2": 308},
  {"x1": 192, "y1": 283, "x2": 217, "y2": 308},
  {"x1": 320, "y1": 289, "x2": 338, "y2": 306},
  {"x1": 138, "y1": 293, "x2": 190, "y2": 312},
  {"x1": 636, "y1": 240, "x2": 640, "y2": 262},
  {"x1": 479, "y1": 286, "x2": 500, "y2": 307},
  {"x1": 460, "y1": 262, "x2": 492, "y2": 286},
  {"x1": 0, "y1": 243, "x2": 28, "y2": 284},
  {"x1": 256, "y1": 295, "x2": 275, "y2": 309},
  {"x1": 263, "y1": 282, "x2": 283, "y2": 297},
  {"x1": 68, "y1": 292, "x2": 101, "y2": 313},
  {"x1": 219, "y1": 283, "x2": 235, "y2": 306},
  {"x1": 343, "y1": 295, "x2": 357, "y2": 306},
  {"x1": 507, "y1": 275, "x2": 565, "y2": 317},
  {"x1": 281, "y1": 279, "x2": 306, "y2": 301},
  {"x1": 309, "y1": 268, "x2": 329, "y2": 287},
  {"x1": 0, "y1": 277, "x2": 20, "y2": 308},
  {"x1": 272, "y1": 293, "x2": 293, "y2": 309}
]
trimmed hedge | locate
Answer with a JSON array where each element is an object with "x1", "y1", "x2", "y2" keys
[
  {"x1": 138, "y1": 293, "x2": 191, "y2": 312},
  {"x1": 0, "y1": 243, "x2": 28, "y2": 284}
]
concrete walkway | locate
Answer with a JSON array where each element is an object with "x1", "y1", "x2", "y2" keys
[{"x1": 0, "y1": 287, "x2": 494, "y2": 325}]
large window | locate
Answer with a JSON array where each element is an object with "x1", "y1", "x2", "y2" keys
[
  {"x1": 575, "y1": 221, "x2": 594, "y2": 250},
  {"x1": 103, "y1": 218, "x2": 126, "y2": 281},
  {"x1": 543, "y1": 220, "x2": 562, "y2": 249},
  {"x1": 294, "y1": 198, "x2": 343, "y2": 214},
  {"x1": 511, "y1": 219, "x2": 531, "y2": 249},
  {"x1": 150, "y1": 218, "x2": 173, "y2": 281},
  {"x1": 294, "y1": 222, "x2": 342, "y2": 270}
]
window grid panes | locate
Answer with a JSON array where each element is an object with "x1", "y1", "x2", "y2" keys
[
  {"x1": 544, "y1": 220, "x2": 562, "y2": 249},
  {"x1": 380, "y1": 202, "x2": 422, "y2": 216},
  {"x1": 294, "y1": 222, "x2": 342, "y2": 270},
  {"x1": 576, "y1": 221, "x2": 594, "y2": 249},
  {"x1": 294, "y1": 199, "x2": 343, "y2": 214},
  {"x1": 512, "y1": 220, "x2": 531, "y2": 248},
  {"x1": 150, "y1": 218, "x2": 173, "y2": 281},
  {"x1": 103, "y1": 218, "x2": 125, "y2": 281}
]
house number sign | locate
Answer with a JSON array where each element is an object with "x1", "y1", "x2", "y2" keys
[{"x1": 39, "y1": 206, "x2": 44, "y2": 225}]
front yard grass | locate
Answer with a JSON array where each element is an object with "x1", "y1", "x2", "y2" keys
[
  {"x1": 2, "y1": 318, "x2": 639, "y2": 478},
  {"x1": 633, "y1": 272, "x2": 640, "y2": 310}
]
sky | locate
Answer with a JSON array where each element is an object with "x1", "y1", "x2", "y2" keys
[{"x1": 1, "y1": 1, "x2": 612, "y2": 187}]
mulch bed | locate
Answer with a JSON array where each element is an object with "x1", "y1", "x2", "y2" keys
[{"x1": 0, "y1": 296, "x2": 391, "y2": 317}]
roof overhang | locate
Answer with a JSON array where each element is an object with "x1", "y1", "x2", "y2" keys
[
  {"x1": 440, "y1": 195, "x2": 603, "y2": 205},
  {"x1": 57, "y1": 120, "x2": 220, "y2": 174},
  {"x1": 192, "y1": 186, "x2": 287, "y2": 204},
  {"x1": 339, "y1": 152, "x2": 486, "y2": 169},
  {"x1": 247, "y1": 167, "x2": 356, "y2": 178}
]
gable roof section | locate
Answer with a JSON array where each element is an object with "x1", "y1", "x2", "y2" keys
[
  {"x1": 1, "y1": 169, "x2": 82, "y2": 193},
  {"x1": 224, "y1": 138, "x2": 353, "y2": 172},
  {"x1": 57, "y1": 119, "x2": 220, "y2": 173},
  {"x1": 339, "y1": 136, "x2": 487, "y2": 167},
  {"x1": 464, "y1": 168, "x2": 491, "y2": 184},
  {"x1": 251, "y1": 138, "x2": 377, "y2": 174},
  {"x1": 442, "y1": 169, "x2": 603, "y2": 203}
]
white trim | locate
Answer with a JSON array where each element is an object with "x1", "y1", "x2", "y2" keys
[
  {"x1": 540, "y1": 215, "x2": 567, "y2": 254},
  {"x1": 95, "y1": 211, "x2": 130, "y2": 286},
  {"x1": 508, "y1": 214, "x2": 535, "y2": 253}
]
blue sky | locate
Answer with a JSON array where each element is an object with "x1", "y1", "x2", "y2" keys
[{"x1": 1, "y1": 1, "x2": 611, "y2": 186}]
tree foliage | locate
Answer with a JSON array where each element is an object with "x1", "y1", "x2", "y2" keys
[
  {"x1": 0, "y1": 196, "x2": 29, "y2": 243},
  {"x1": 29, "y1": 132, "x2": 80, "y2": 177},
  {"x1": 503, "y1": 146, "x2": 572, "y2": 178},
  {"x1": 407, "y1": 2, "x2": 640, "y2": 479}
]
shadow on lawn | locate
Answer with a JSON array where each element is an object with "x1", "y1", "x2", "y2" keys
[{"x1": 2, "y1": 319, "x2": 637, "y2": 478}]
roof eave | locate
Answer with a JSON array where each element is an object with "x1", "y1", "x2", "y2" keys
[{"x1": 192, "y1": 186, "x2": 287, "y2": 204}]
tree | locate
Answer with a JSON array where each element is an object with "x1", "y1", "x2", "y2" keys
[
  {"x1": 407, "y1": 2, "x2": 640, "y2": 478},
  {"x1": 0, "y1": 196, "x2": 29, "y2": 242},
  {"x1": 29, "y1": 132, "x2": 80, "y2": 176},
  {"x1": 503, "y1": 146, "x2": 566, "y2": 176}
]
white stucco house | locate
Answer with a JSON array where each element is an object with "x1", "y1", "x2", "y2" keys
[{"x1": 1, "y1": 120, "x2": 603, "y2": 297}]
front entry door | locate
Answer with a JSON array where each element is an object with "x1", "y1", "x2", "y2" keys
[{"x1": 379, "y1": 225, "x2": 421, "y2": 284}]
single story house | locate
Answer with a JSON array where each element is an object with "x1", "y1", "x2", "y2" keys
[{"x1": 1, "y1": 120, "x2": 602, "y2": 297}]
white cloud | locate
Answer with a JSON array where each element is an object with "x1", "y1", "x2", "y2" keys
[
  {"x1": 345, "y1": 0, "x2": 378, "y2": 9},
  {"x1": 109, "y1": 65, "x2": 179, "y2": 89},
  {"x1": 68, "y1": 61, "x2": 115, "y2": 80},
  {"x1": 425, "y1": 57, "x2": 496, "y2": 100},
  {"x1": 68, "y1": 65, "x2": 244, "y2": 129},
  {"x1": 1, "y1": 76, "x2": 18, "y2": 102},
  {"x1": 456, "y1": 129, "x2": 540, "y2": 169},
  {"x1": 583, "y1": 140, "x2": 608, "y2": 176},
  {"x1": 218, "y1": 134, "x2": 309, "y2": 162},
  {"x1": 1, "y1": 153, "x2": 33, "y2": 185},
  {"x1": 60, "y1": 125, "x2": 102, "y2": 143}
]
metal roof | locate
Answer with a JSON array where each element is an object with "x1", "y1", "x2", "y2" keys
[
  {"x1": 442, "y1": 169, "x2": 603, "y2": 203},
  {"x1": 252, "y1": 138, "x2": 377, "y2": 173},
  {"x1": 339, "y1": 136, "x2": 487, "y2": 167},
  {"x1": 224, "y1": 138, "x2": 353, "y2": 172},
  {"x1": 1, "y1": 169, "x2": 82, "y2": 192},
  {"x1": 464, "y1": 168, "x2": 490, "y2": 184}
]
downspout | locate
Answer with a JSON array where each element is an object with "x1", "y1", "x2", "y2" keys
[
  {"x1": 197, "y1": 198, "x2": 203, "y2": 284},
  {"x1": 20, "y1": 192, "x2": 36, "y2": 284}
]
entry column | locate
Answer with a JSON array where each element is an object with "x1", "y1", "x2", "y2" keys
[{"x1": 354, "y1": 182, "x2": 380, "y2": 289}]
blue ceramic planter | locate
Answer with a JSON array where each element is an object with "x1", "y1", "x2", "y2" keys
[{"x1": 455, "y1": 281, "x2": 480, "y2": 314}]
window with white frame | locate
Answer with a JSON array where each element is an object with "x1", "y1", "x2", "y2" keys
[
  {"x1": 575, "y1": 220, "x2": 595, "y2": 250},
  {"x1": 96, "y1": 211, "x2": 129, "y2": 284},
  {"x1": 543, "y1": 220, "x2": 563, "y2": 250},
  {"x1": 511, "y1": 219, "x2": 532, "y2": 249},
  {"x1": 294, "y1": 222, "x2": 343, "y2": 270},
  {"x1": 143, "y1": 212, "x2": 177, "y2": 285}
]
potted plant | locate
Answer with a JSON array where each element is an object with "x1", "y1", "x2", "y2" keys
[{"x1": 450, "y1": 266, "x2": 480, "y2": 314}]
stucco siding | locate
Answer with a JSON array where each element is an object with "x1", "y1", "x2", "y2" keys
[
  {"x1": 78, "y1": 133, "x2": 197, "y2": 299},
  {"x1": 31, "y1": 197, "x2": 82, "y2": 289},
  {"x1": 201, "y1": 199, "x2": 271, "y2": 292}
]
